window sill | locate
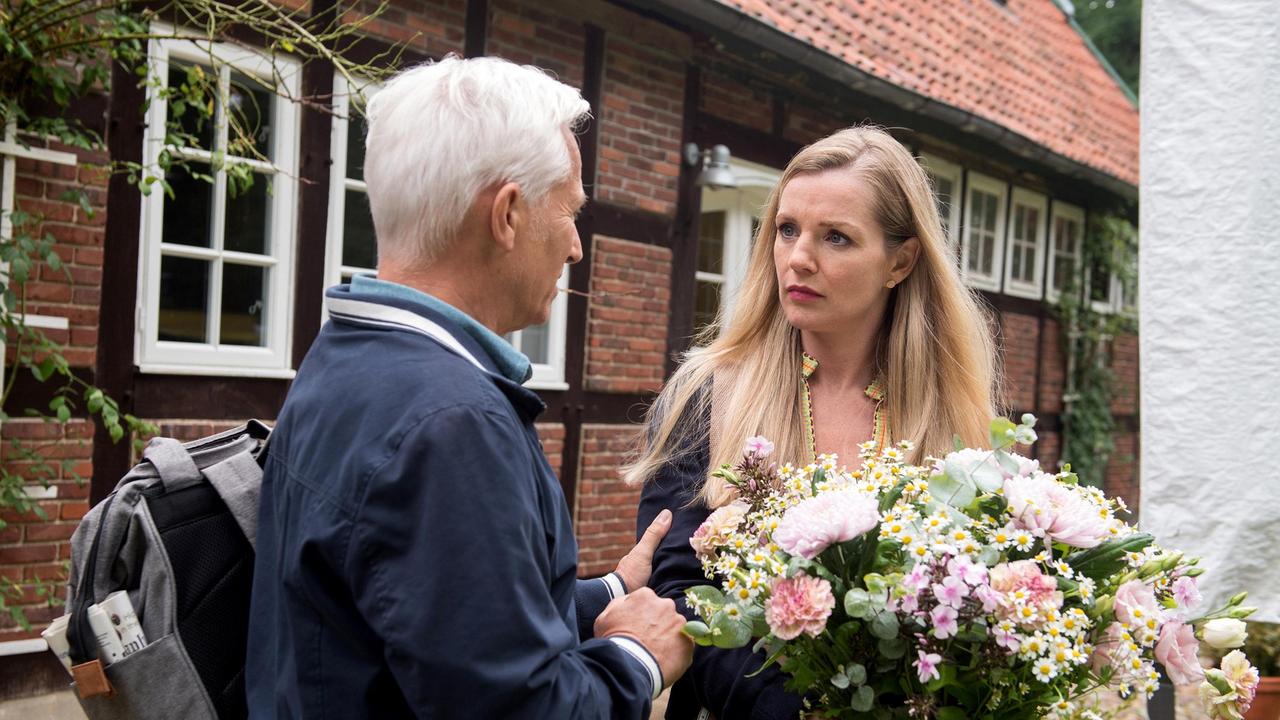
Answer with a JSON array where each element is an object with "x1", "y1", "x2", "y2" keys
[
  {"x1": 525, "y1": 379, "x2": 569, "y2": 392},
  {"x1": 137, "y1": 363, "x2": 297, "y2": 380}
]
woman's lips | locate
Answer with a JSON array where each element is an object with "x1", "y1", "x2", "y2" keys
[{"x1": 786, "y1": 285, "x2": 823, "y2": 302}]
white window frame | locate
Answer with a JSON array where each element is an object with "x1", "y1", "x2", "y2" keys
[
  {"x1": 0, "y1": 122, "x2": 74, "y2": 332},
  {"x1": 325, "y1": 73, "x2": 378, "y2": 289},
  {"x1": 1086, "y1": 257, "x2": 1122, "y2": 314},
  {"x1": 135, "y1": 29, "x2": 300, "y2": 378},
  {"x1": 326, "y1": 73, "x2": 567, "y2": 389},
  {"x1": 919, "y1": 153, "x2": 963, "y2": 253},
  {"x1": 1003, "y1": 188, "x2": 1048, "y2": 300},
  {"x1": 698, "y1": 158, "x2": 781, "y2": 329},
  {"x1": 1046, "y1": 201, "x2": 1084, "y2": 304},
  {"x1": 960, "y1": 172, "x2": 1007, "y2": 292}
]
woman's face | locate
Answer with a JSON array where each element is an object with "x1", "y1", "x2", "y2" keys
[{"x1": 772, "y1": 166, "x2": 906, "y2": 336}]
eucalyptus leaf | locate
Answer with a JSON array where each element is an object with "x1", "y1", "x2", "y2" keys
[
  {"x1": 877, "y1": 636, "x2": 907, "y2": 659},
  {"x1": 831, "y1": 672, "x2": 850, "y2": 689},
  {"x1": 846, "y1": 663, "x2": 867, "y2": 686},
  {"x1": 931, "y1": 465, "x2": 976, "y2": 507},
  {"x1": 844, "y1": 588, "x2": 873, "y2": 619},
  {"x1": 851, "y1": 685, "x2": 874, "y2": 712},
  {"x1": 686, "y1": 585, "x2": 726, "y2": 607},
  {"x1": 710, "y1": 612, "x2": 752, "y2": 649},
  {"x1": 869, "y1": 611, "x2": 899, "y2": 639}
]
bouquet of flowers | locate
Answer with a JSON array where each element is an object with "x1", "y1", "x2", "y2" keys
[{"x1": 683, "y1": 415, "x2": 1259, "y2": 719}]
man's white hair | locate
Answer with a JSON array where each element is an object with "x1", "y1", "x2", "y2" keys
[{"x1": 363, "y1": 56, "x2": 591, "y2": 267}]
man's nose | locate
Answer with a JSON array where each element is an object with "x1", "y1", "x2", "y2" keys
[{"x1": 567, "y1": 229, "x2": 583, "y2": 264}]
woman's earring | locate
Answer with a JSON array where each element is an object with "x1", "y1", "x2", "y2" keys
[{"x1": 886, "y1": 279, "x2": 897, "y2": 289}]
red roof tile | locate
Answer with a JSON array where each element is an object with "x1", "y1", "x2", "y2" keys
[{"x1": 715, "y1": 0, "x2": 1139, "y2": 186}]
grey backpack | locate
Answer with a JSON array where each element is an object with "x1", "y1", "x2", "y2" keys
[{"x1": 65, "y1": 421, "x2": 270, "y2": 720}]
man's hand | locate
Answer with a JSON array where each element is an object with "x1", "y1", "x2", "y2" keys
[
  {"x1": 595, "y1": 588, "x2": 693, "y2": 689},
  {"x1": 614, "y1": 509, "x2": 672, "y2": 592}
]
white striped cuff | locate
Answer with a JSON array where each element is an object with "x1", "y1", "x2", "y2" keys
[
  {"x1": 608, "y1": 635, "x2": 663, "y2": 701},
  {"x1": 601, "y1": 572, "x2": 627, "y2": 600}
]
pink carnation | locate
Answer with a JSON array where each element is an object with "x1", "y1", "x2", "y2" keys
[
  {"x1": 689, "y1": 501, "x2": 749, "y2": 560},
  {"x1": 989, "y1": 560, "x2": 1063, "y2": 624},
  {"x1": 1003, "y1": 473, "x2": 1111, "y2": 548},
  {"x1": 765, "y1": 573, "x2": 835, "y2": 640},
  {"x1": 1156, "y1": 621, "x2": 1205, "y2": 685},
  {"x1": 773, "y1": 489, "x2": 880, "y2": 559}
]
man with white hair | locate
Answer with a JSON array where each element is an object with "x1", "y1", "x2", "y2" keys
[{"x1": 246, "y1": 56, "x2": 691, "y2": 718}]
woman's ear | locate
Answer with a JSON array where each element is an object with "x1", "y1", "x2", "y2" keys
[
  {"x1": 489, "y1": 182, "x2": 523, "y2": 252},
  {"x1": 889, "y1": 236, "x2": 922, "y2": 284}
]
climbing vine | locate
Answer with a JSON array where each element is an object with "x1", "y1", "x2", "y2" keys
[{"x1": 1055, "y1": 211, "x2": 1138, "y2": 489}]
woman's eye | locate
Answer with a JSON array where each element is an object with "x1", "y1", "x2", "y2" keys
[
  {"x1": 827, "y1": 231, "x2": 850, "y2": 246},
  {"x1": 777, "y1": 222, "x2": 798, "y2": 239}
]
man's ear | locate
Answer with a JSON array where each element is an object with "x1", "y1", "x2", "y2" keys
[
  {"x1": 890, "y1": 236, "x2": 922, "y2": 284},
  {"x1": 490, "y1": 182, "x2": 523, "y2": 252}
]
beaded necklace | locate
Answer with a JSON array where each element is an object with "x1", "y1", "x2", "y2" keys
[{"x1": 799, "y1": 352, "x2": 890, "y2": 461}]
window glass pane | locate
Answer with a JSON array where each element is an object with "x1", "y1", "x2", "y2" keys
[
  {"x1": 694, "y1": 280, "x2": 721, "y2": 334},
  {"x1": 521, "y1": 321, "x2": 550, "y2": 365},
  {"x1": 698, "y1": 211, "x2": 725, "y2": 274},
  {"x1": 342, "y1": 189, "x2": 377, "y2": 270},
  {"x1": 225, "y1": 172, "x2": 270, "y2": 254},
  {"x1": 167, "y1": 64, "x2": 214, "y2": 151},
  {"x1": 346, "y1": 105, "x2": 368, "y2": 182},
  {"x1": 162, "y1": 163, "x2": 214, "y2": 248},
  {"x1": 1090, "y1": 266, "x2": 1113, "y2": 304},
  {"x1": 1011, "y1": 204, "x2": 1039, "y2": 284},
  {"x1": 158, "y1": 256, "x2": 210, "y2": 342},
  {"x1": 221, "y1": 263, "x2": 267, "y2": 346},
  {"x1": 228, "y1": 72, "x2": 274, "y2": 159}
]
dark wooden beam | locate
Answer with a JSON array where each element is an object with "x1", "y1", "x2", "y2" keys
[
  {"x1": 291, "y1": 14, "x2": 337, "y2": 368},
  {"x1": 130, "y1": 376, "x2": 290, "y2": 420},
  {"x1": 667, "y1": 63, "x2": 703, "y2": 374},
  {"x1": 587, "y1": 201, "x2": 671, "y2": 248},
  {"x1": 693, "y1": 112, "x2": 801, "y2": 172},
  {"x1": 558, "y1": 23, "x2": 607, "y2": 511},
  {"x1": 465, "y1": 0, "x2": 489, "y2": 57},
  {"x1": 91, "y1": 60, "x2": 148, "y2": 505}
]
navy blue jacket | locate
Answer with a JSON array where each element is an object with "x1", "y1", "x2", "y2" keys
[
  {"x1": 247, "y1": 285, "x2": 653, "y2": 719},
  {"x1": 637, "y1": 412, "x2": 805, "y2": 720}
]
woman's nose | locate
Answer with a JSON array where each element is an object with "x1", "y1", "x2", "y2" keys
[{"x1": 788, "y1": 234, "x2": 818, "y2": 274}]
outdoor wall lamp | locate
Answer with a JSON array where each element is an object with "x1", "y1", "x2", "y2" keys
[{"x1": 683, "y1": 142, "x2": 738, "y2": 189}]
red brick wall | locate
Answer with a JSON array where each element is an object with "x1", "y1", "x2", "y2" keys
[
  {"x1": 342, "y1": 0, "x2": 466, "y2": 56},
  {"x1": 574, "y1": 424, "x2": 642, "y2": 577},
  {"x1": 487, "y1": 0, "x2": 584, "y2": 88},
  {"x1": 11, "y1": 146, "x2": 109, "y2": 369},
  {"x1": 535, "y1": 423, "x2": 565, "y2": 480},
  {"x1": 1038, "y1": 317, "x2": 1066, "y2": 414},
  {"x1": 597, "y1": 36, "x2": 684, "y2": 216},
  {"x1": 784, "y1": 102, "x2": 851, "y2": 146},
  {"x1": 700, "y1": 69, "x2": 772, "y2": 133},
  {"x1": 1107, "y1": 430, "x2": 1140, "y2": 518},
  {"x1": 999, "y1": 311, "x2": 1040, "y2": 411},
  {"x1": 0, "y1": 419, "x2": 94, "y2": 643},
  {"x1": 585, "y1": 236, "x2": 671, "y2": 393},
  {"x1": 1110, "y1": 333, "x2": 1138, "y2": 415}
]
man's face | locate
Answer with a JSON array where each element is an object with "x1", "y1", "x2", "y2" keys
[{"x1": 514, "y1": 132, "x2": 586, "y2": 328}]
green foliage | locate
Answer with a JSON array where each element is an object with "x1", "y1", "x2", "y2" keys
[
  {"x1": 1055, "y1": 212, "x2": 1137, "y2": 490},
  {"x1": 0, "y1": 0, "x2": 406, "y2": 629},
  {"x1": 1074, "y1": 0, "x2": 1142, "y2": 96}
]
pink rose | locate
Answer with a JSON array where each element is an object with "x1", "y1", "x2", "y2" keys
[
  {"x1": 1114, "y1": 580, "x2": 1161, "y2": 629},
  {"x1": 773, "y1": 489, "x2": 880, "y2": 559},
  {"x1": 1156, "y1": 621, "x2": 1205, "y2": 685},
  {"x1": 689, "y1": 501, "x2": 749, "y2": 560},
  {"x1": 765, "y1": 573, "x2": 835, "y2": 640}
]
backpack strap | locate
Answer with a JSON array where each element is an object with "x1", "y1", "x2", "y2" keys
[
  {"x1": 203, "y1": 452, "x2": 263, "y2": 550},
  {"x1": 143, "y1": 437, "x2": 203, "y2": 492}
]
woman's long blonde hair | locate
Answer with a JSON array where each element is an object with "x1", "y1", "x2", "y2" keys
[{"x1": 622, "y1": 126, "x2": 999, "y2": 508}]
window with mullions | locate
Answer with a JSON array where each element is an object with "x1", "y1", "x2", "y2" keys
[
  {"x1": 1047, "y1": 202, "x2": 1084, "y2": 303},
  {"x1": 920, "y1": 154, "x2": 962, "y2": 255},
  {"x1": 326, "y1": 74, "x2": 567, "y2": 389},
  {"x1": 1003, "y1": 188, "x2": 1048, "y2": 300},
  {"x1": 695, "y1": 159, "x2": 779, "y2": 337},
  {"x1": 961, "y1": 172, "x2": 1007, "y2": 292},
  {"x1": 136, "y1": 34, "x2": 299, "y2": 377}
]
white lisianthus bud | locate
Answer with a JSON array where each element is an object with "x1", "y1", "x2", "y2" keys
[{"x1": 1201, "y1": 618, "x2": 1248, "y2": 649}]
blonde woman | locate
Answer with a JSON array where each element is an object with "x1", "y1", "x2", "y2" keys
[{"x1": 627, "y1": 126, "x2": 1000, "y2": 719}]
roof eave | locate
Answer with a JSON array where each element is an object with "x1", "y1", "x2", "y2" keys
[{"x1": 634, "y1": 0, "x2": 1137, "y2": 201}]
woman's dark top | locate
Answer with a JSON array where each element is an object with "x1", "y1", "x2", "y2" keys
[{"x1": 635, "y1": 410, "x2": 805, "y2": 720}]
